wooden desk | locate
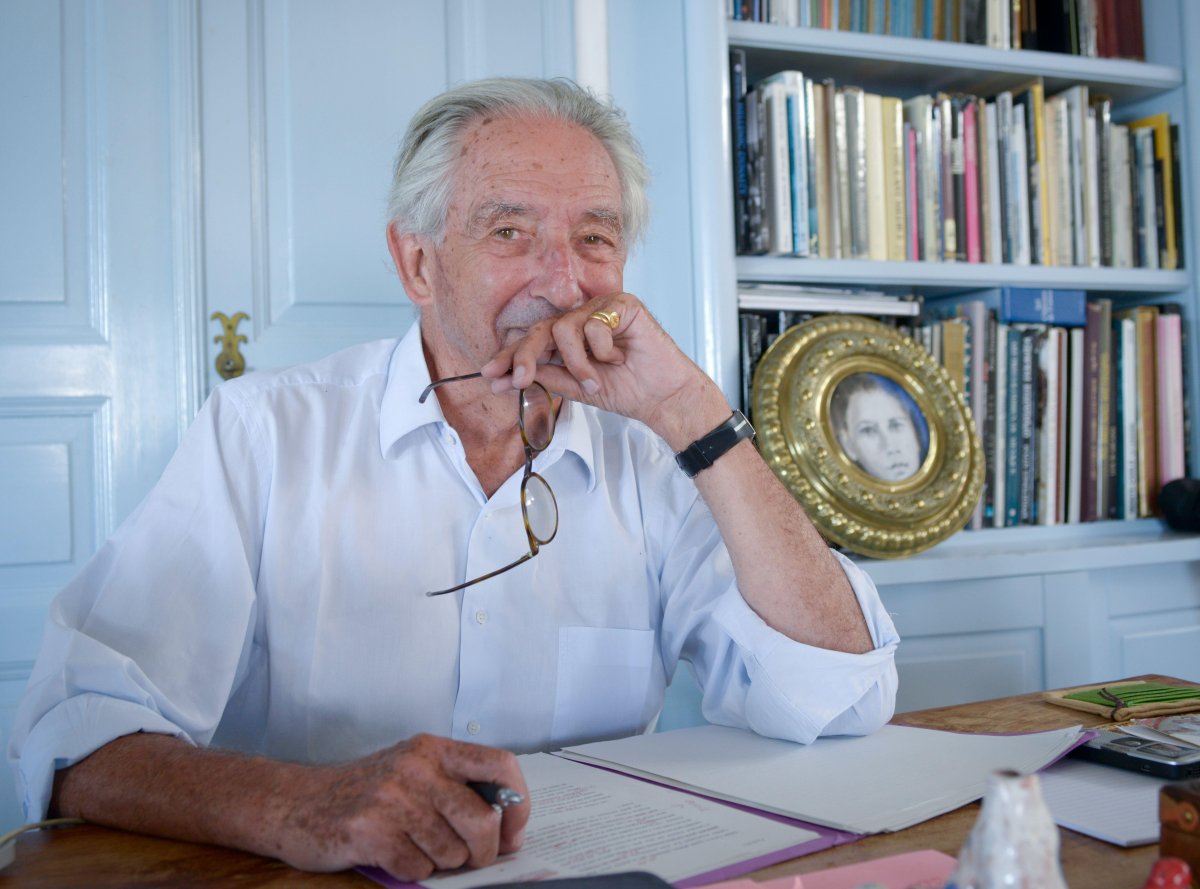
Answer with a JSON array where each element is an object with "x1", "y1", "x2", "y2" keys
[{"x1": 3, "y1": 680, "x2": 1186, "y2": 888}]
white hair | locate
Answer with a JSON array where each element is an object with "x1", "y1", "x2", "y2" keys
[{"x1": 386, "y1": 77, "x2": 650, "y2": 246}]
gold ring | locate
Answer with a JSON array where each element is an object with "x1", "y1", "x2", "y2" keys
[{"x1": 588, "y1": 309, "x2": 620, "y2": 331}]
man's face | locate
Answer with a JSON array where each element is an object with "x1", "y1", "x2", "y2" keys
[
  {"x1": 839, "y1": 388, "x2": 922, "y2": 482},
  {"x1": 417, "y1": 114, "x2": 627, "y2": 374}
]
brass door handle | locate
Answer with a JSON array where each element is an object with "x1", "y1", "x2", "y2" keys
[{"x1": 211, "y1": 311, "x2": 249, "y2": 380}]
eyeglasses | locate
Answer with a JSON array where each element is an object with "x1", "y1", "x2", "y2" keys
[{"x1": 418, "y1": 372, "x2": 559, "y2": 597}]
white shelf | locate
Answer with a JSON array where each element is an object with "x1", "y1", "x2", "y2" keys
[
  {"x1": 728, "y1": 20, "x2": 1182, "y2": 101},
  {"x1": 856, "y1": 520, "x2": 1200, "y2": 585},
  {"x1": 736, "y1": 257, "x2": 1190, "y2": 295}
]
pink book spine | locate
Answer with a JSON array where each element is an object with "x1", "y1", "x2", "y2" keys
[
  {"x1": 906, "y1": 126, "x2": 919, "y2": 261},
  {"x1": 964, "y1": 100, "x2": 981, "y2": 263},
  {"x1": 1156, "y1": 313, "x2": 1186, "y2": 484}
]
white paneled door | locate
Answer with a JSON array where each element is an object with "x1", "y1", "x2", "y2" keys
[{"x1": 0, "y1": 0, "x2": 576, "y2": 831}]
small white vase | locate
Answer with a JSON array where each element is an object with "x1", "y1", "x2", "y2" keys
[{"x1": 945, "y1": 768, "x2": 1069, "y2": 889}]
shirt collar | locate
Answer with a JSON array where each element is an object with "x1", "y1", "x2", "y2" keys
[{"x1": 378, "y1": 321, "x2": 598, "y2": 492}]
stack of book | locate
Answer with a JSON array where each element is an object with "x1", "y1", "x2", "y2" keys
[
  {"x1": 921, "y1": 287, "x2": 1187, "y2": 528},
  {"x1": 737, "y1": 283, "x2": 920, "y2": 415},
  {"x1": 728, "y1": 0, "x2": 1145, "y2": 58},
  {"x1": 729, "y1": 57, "x2": 1183, "y2": 272}
]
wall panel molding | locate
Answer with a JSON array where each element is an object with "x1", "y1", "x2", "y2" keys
[
  {"x1": 0, "y1": 397, "x2": 112, "y2": 576},
  {"x1": 0, "y1": 0, "x2": 107, "y2": 344},
  {"x1": 169, "y1": 0, "x2": 206, "y2": 429}
]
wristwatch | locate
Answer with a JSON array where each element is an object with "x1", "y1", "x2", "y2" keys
[{"x1": 674, "y1": 410, "x2": 756, "y2": 478}]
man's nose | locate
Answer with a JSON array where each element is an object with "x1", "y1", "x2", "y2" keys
[{"x1": 531, "y1": 244, "x2": 585, "y2": 311}]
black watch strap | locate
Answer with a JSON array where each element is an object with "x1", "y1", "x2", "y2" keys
[{"x1": 674, "y1": 410, "x2": 756, "y2": 478}]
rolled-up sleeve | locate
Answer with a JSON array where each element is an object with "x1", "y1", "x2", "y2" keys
[
  {"x1": 7, "y1": 386, "x2": 264, "y2": 819},
  {"x1": 657, "y1": 482, "x2": 899, "y2": 744}
]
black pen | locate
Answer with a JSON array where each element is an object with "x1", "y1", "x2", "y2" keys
[{"x1": 468, "y1": 781, "x2": 525, "y2": 810}]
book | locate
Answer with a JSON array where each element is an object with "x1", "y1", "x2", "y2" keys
[
  {"x1": 757, "y1": 71, "x2": 812, "y2": 257},
  {"x1": 1042, "y1": 93, "x2": 1072, "y2": 266},
  {"x1": 941, "y1": 317, "x2": 969, "y2": 396},
  {"x1": 1157, "y1": 311, "x2": 1187, "y2": 488},
  {"x1": 1018, "y1": 325, "x2": 1041, "y2": 523},
  {"x1": 1081, "y1": 299, "x2": 1105, "y2": 521},
  {"x1": 1066, "y1": 326, "x2": 1085, "y2": 524},
  {"x1": 755, "y1": 78, "x2": 794, "y2": 255},
  {"x1": 1061, "y1": 84, "x2": 1090, "y2": 265},
  {"x1": 1082, "y1": 101, "x2": 1101, "y2": 267},
  {"x1": 1109, "y1": 123, "x2": 1134, "y2": 268},
  {"x1": 1092, "y1": 95, "x2": 1114, "y2": 265},
  {"x1": 981, "y1": 99, "x2": 1003, "y2": 263},
  {"x1": 996, "y1": 90, "x2": 1014, "y2": 261},
  {"x1": 813, "y1": 81, "x2": 834, "y2": 257},
  {"x1": 1131, "y1": 127, "x2": 1159, "y2": 269},
  {"x1": 1011, "y1": 103, "x2": 1032, "y2": 265},
  {"x1": 864, "y1": 92, "x2": 888, "y2": 260},
  {"x1": 1096, "y1": 298, "x2": 1117, "y2": 518},
  {"x1": 804, "y1": 77, "x2": 820, "y2": 255},
  {"x1": 992, "y1": 320, "x2": 1009, "y2": 527},
  {"x1": 738, "y1": 284, "x2": 921, "y2": 317},
  {"x1": 1115, "y1": 315, "x2": 1139, "y2": 519},
  {"x1": 1013, "y1": 79, "x2": 1050, "y2": 266},
  {"x1": 844, "y1": 86, "x2": 870, "y2": 259},
  {"x1": 1005, "y1": 325, "x2": 1023, "y2": 525},
  {"x1": 729, "y1": 49, "x2": 750, "y2": 254},
  {"x1": 881, "y1": 95, "x2": 908, "y2": 261},
  {"x1": 1128, "y1": 112, "x2": 1178, "y2": 270},
  {"x1": 935, "y1": 287, "x2": 1086, "y2": 327},
  {"x1": 1119, "y1": 305, "x2": 1160, "y2": 515},
  {"x1": 962, "y1": 96, "x2": 981, "y2": 262},
  {"x1": 904, "y1": 94, "x2": 939, "y2": 262},
  {"x1": 1036, "y1": 326, "x2": 1063, "y2": 525},
  {"x1": 834, "y1": 86, "x2": 852, "y2": 258}
]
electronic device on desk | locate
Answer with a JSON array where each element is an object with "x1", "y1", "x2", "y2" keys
[{"x1": 1070, "y1": 730, "x2": 1200, "y2": 780}]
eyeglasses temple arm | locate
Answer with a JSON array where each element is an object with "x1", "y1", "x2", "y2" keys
[
  {"x1": 424, "y1": 552, "x2": 534, "y2": 597},
  {"x1": 418, "y1": 372, "x2": 485, "y2": 404}
]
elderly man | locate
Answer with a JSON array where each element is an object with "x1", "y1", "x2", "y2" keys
[{"x1": 9, "y1": 78, "x2": 898, "y2": 880}]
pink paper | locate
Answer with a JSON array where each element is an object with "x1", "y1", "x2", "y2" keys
[{"x1": 706, "y1": 849, "x2": 956, "y2": 889}]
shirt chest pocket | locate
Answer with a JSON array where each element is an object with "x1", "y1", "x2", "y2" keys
[{"x1": 551, "y1": 626, "x2": 661, "y2": 747}]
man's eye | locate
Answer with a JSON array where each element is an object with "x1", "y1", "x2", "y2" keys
[
  {"x1": 583, "y1": 234, "x2": 614, "y2": 247},
  {"x1": 494, "y1": 227, "x2": 519, "y2": 240}
]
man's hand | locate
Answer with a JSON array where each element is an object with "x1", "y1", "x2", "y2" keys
[
  {"x1": 480, "y1": 293, "x2": 730, "y2": 451},
  {"x1": 278, "y1": 734, "x2": 529, "y2": 878},
  {"x1": 53, "y1": 732, "x2": 529, "y2": 881}
]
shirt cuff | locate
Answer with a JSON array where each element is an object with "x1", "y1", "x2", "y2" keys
[
  {"x1": 713, "y1": 550, "x2": 900, "y2": 743},
  {"x1": 14, "y1": 694, "x2": 192, "y2": 821}
]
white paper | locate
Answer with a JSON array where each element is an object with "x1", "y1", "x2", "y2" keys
[
  {"x1": 558, "y1": 723, "x2": 1085, "y2": 834},
  {"x1": 416, "y1": 753, "x2": 819, "y2": 889},
  {"x1": 1038, "y1": 758, "x2": 1165, "y2": 847}
]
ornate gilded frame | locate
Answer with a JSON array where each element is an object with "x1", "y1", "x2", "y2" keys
[{"x1": 751, "y1": 314, "x2": 983, "y2": 559}]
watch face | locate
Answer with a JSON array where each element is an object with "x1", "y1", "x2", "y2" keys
[{"x1": 751, "y1": 314, "x2": 983, "y2": 559}]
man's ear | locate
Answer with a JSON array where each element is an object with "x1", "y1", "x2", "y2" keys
[{"x1": 387, "y1": 223, "x2": 434, "y2": 306}]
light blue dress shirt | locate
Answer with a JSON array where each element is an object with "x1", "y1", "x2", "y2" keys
[{"x1": 9, "y1": 323, "x2": 899, "y2": 819}]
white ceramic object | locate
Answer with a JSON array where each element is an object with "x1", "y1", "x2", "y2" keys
[{"x1": 945, "y1": 769, "x2": 1069, "y2": 889}]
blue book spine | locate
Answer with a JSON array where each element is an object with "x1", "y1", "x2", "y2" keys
[{"x1": 941, "y1": 288, "x2": 1088, "y2": 327}]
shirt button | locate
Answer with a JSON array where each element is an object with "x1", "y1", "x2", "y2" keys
[
  {"x1": 467, "y1": 720, "x2": 481, "y2": 735},
  {"x1": 475, "y1": 609, "x2": 488, "y2": 625}
]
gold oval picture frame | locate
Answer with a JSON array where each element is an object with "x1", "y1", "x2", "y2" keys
[{"x1": 751, "y1": 314, "x2": 983, "y2": 559}]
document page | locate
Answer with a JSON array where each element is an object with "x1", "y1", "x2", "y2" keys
[
  {"x1": 1038, "y1": 758, "x2": 1166, "y2": 846},
  {"x1": 559, "y1": 723, "x2": 1086, "y2": 834},
  {"x1": 376, "y1": 753, "x2": 824, "y2": 889}
]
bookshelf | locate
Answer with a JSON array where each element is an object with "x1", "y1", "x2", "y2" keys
[{"x1": 671, "y1": 0, "x2": 1200, "y2": 712}]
